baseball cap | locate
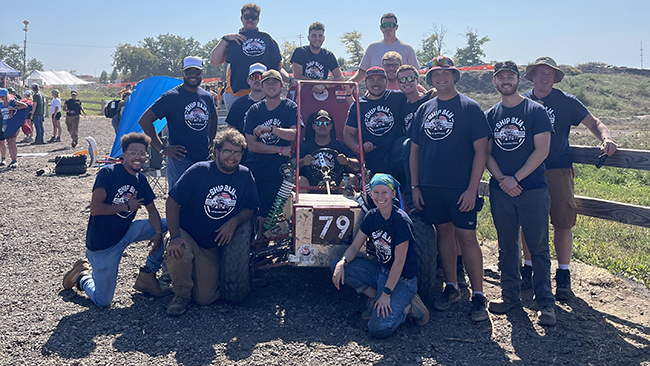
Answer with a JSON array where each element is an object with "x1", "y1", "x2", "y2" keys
[
  {"x1": 315, "y1": 109, "x2": 331, "y2": 122},
  {"x1": 31, "y1": 83, "x2": 39, "y2": 90},
  {"x1": 426, "y1": 56, "x2": 460, "y2": 85},
  {"x1": 493, "y1": 60, "x2": 520, "y2": 77},
  {"x1": 24, "y1": 90, "x2": 32, "y2": 96},
  {"x1": 525, "y1": 56, "x2": 564, "y2": 83},
  {"x1": 261, "y1": 70, "x2": 282, "y2": 83},
  {"x1": 7, "y1": 87, "x2": 15, "y2": 93},
  {"x1": 71, "y1": 90, "x2": 78, "y2": 95},
  {"x1": 249, "y1": 62, "x2": 267, "y2": 76},
  {"x1": 0, "y1": 88, "x2": 7, "y2": 97},
  {"x1": 182, "y1": 56, "x2": 203, "y2": 71},
  {"x1": 366, "y1": 66, "x2": 387, "y2": 78}
]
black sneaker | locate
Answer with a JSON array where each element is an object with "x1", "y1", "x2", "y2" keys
[
  {"x1": 55, "y1": 136, "x2": 61, "y2": 142},
  {"x1": 538, "y1": 306, "x2": 557, "y2": 326},
  {"x1": 471, "y1": 294, "x2": 489, "y2": 322},
  {"x1": 71, "y1": 141, "x2": 77, "y2": 148},
  {"x1": 555, "y1": 268, "x2": 574, "y2": 300},
  {"x1": 433, "y1": 285, "x2": 461, "y2": 311},
  {"x1": 8, "y1": 160, "x2": 17, "y2": 169},
  {"x1": 488, "y1": 296, "x2": 521, "y2": 314},
  {"x1": 521, "y1": 265, "x2": 533, "y2": 290},
  {"x1": 47, "y1": 137, "x2": 56, "y2": 143}
]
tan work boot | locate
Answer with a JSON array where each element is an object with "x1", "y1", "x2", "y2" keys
[
  {"x1": 63, "y1": 259, "x2": 90, "y2": 290},
  {"x1": 134, "y1": 268, "x2": 172, "y2": 297},
  {"x1": 167, "y1": 295, "x2": 191, "y2": 316}
]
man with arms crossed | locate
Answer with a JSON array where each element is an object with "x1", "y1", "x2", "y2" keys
[{"x1": 291, "y1": 22, "x2": 344, "y2": 95}]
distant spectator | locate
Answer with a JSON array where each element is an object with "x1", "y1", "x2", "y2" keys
[
  {"x1": 48, "y1": 89, "x2": 62, "y2": 143},
  {"x1": 119, "y1": 83, "x2": 133, "y2": 96},
  {"x1": 112, "y1": 91, "x2": 131, "y2": 134},
  {"x1": 20, "y1": 90, "x2": 34, "y2": 143},
  {"x1": 0, "y1": 88, "x2": 29, "y2": 168},
  {"x1": 30, "y1": 84, "x2": 46, "y2": 145},
  {"x1": 63, "y1": 90, "x2": 86, "y2": 148}
]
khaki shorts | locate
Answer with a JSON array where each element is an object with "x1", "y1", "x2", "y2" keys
[{"x1": 544, "y1": 168, "x2": 577, "y2": 229}]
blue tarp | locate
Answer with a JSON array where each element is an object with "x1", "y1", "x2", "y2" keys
[{"x1": 110, "y1": 76, "x2": 182, "y2": 158}]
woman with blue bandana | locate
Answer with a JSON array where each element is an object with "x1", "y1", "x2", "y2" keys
[{"x1": 331, "y1": 173, "x2": 429, "y2": 338}]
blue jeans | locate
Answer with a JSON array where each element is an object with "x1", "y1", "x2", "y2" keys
[
  {"x1": 489, "y1": 188, "x2": 555, "y2": 307},
  {"x1": 33, "y1": 115, "x2": 44, "y2": 143},
  {"x1": 166, "y1": 156, "x2": 197, "y2": 191},
  {"x1": 331, "y1": 257, "x2": 418, "y2": 339},
  {"x1": 79, "y1": 219, "x2": 168, "y2": 307}
]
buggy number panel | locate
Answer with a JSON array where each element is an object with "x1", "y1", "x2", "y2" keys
[{"x1": 311, "y1": 209, "x2": 354, "y2": 245}]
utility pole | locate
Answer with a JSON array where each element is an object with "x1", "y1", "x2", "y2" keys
[
  {"x1": 23, "y1": 20, "x2": 29, "y2": 86},
  {"x1": 298, "y1": 34, "x2": 303, "y2": 47}
]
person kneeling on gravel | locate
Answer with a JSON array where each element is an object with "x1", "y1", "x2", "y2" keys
[
  {"x1": 63, "y1": 132, "x2": 170, "y2": 306},
  {"x1": 331, "y1": 174, "x2": 429, "y2": 339},
  {"x1": 164, "y1": 128, "x2": 260, "y2": 316}
]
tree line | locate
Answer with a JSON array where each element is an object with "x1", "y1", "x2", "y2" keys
[{"x1": 0, "y1": 44, "x2": 44, "y2": 80}]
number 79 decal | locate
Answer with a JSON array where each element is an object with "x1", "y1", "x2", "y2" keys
[{"x1": 318, "y1": 215, "x2": 351, "y2": 239}]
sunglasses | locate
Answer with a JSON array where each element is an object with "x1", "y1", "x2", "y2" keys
[
  {"x1": 249, "y1": 73, "x2": 262, "y2": 81},
  {"x1": 220, "y1": 149, "x2": 244, "y2": 159},
  {"x1": 124, "y1": 150, "x2": 148, "y2": 158},
  {"x1": 429, "y1": 57, "x2": 454, "y2": 68},
  {"x1": 381, "y1": 22, "x2": 397, "y2": 29},
  {"x1": 314, "y1": 120, "x2": 331, "y2": 127},
  {"x1": 494, "y1": 61, "x2": 517, "y2": 69},
  {"x1": 184, "y1": 68, "x2": 202, "y2": 76},
  {"x1": 243, "y1": 13, "x2": 259, "y2": 21},
  {"x1": 397, "y1": 75, "x2": 417, "y2": 84}
]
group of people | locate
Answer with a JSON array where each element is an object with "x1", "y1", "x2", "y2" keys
[{"x1": 62, "y1": 3, "x2": 618, "y2": 339}]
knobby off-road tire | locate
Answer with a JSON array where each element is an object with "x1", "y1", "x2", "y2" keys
[
  {"x1": 220, "y1": 220, "x2": 253, "y2": 303},
  {"x1": 54, "y1": 154, "x2": 87, "y2": 166},
  {"x1": 55, "y1": 164, "x2": 87, "y2": 175},
  {"x1": 410, "y1": 210, "x2": 439, "y2": 303}
]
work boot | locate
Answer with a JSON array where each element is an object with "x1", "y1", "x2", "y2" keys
[
  {"x1": 471, "y1": 294, "x2": 489, "y2": 322},
  {"x1": 433, "y1": 284, "x2": 461, "y2": 311},
  {"x1": 167, "y1": 295, "x2": 191, "y2": 316},
  {"x1": 133, "y1": 268, "x2": 172, "y2": 297},
  {"x1": 63, "y1": 259, "x2": 90, "y2": 290},
  {"x1": 409, "y1": 294, "x2": 430, "y2": 326},
  {"x1": 488, "y1": 296, "x2": 521, "y2": 315},
  {"x1": 555, "y1": 269, "x2": 574, "y2": 300},
  {"x1": 520, "y1": 265, "x2": 533, "y2": 290},
  {"x1": 538, "y1": 306, "x2": 557, "y2": 326}
]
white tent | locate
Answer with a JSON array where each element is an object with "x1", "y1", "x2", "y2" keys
[{"x1": 26, "y1": 70, "x2": 92, "y2": 87}]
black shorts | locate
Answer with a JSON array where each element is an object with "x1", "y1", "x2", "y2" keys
[
  {"x1": 52, "y1": 112, "x2": 61, "y2": 120},
  {"x1": 420, "y1": 186, "x2": 480, "y2": 230}
]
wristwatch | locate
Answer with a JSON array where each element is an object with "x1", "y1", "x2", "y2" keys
[
  {"x1": 383, "y1": 287, "x2": 393, "y2": 296},
  {"x1": 411, "y1": 185, "x2": 419, "y2": 190},
  {"x1": 159, "y1": 146, "x2": 165, "y2": 155}
]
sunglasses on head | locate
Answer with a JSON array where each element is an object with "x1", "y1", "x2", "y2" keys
[
  {"x1": 429, "y1": 57, "x2": 454, "y2": 68},
  {"x1": 249, "y1": 73, "x2": 262, "y2": 81},
  {"x1": 494, "y1": 61, "x2": 517, "y2": 69},
  {"x1": 397, "y1": 75, "x2": 417, "y2": 84},
  {"x1": 314, "y1": 119, "x2": 331, "y2": 126},
  {"x1": 381, "y1": 22, "x2": 397, "y2": 29},
  {"x1": 243, "y1": 13, "x2": 258, "y2": 21}
]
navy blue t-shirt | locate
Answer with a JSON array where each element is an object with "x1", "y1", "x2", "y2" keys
[
  {"x1": 149, "y1": 85, "x2": 216, "y2": 163},
  {"x1": 403, "y1": 90, "x2": 435, "y2": 135},
  {"x1": 360, "y1": 207, "x2": 418, "y2": 279},
  {"x1": 485, "y1": 98, "x2": 553, "y2": 191},
  {"x1": 290, "y1": 46, "x2": 339, "y2": 80},
  {"x1": 345, "y1": 90, "x2": 405, "y2": 174},
  {"x1": 86, "y1": 164, "x2": 155, "y2": 251},
  {"x1": 226, "y1": 30, "x2": 282, "y2": 95},
  {"x1": 411, "y1": 94, "x2": 491, "y2": 189},
  {"x1": 522, "y1": 88, "x2": 589, "y2": 169},
  {"x1": 244, "y1": 99, "x2": 298, "y2": 181},
  {"x1": 170, "y1": 161, "x2": 260, "y2": 249},
  {"x1": 225, "y1": 95, "x2": 264, "y2": 134},
  {"x1": 299, "y1": 139, "x2": 355, "y2": 186}
]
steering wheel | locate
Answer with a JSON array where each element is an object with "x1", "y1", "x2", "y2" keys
[{"x1": 306, "y1": 148, "x2": 343, "y2": 185}]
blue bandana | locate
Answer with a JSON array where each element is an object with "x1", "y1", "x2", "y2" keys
[{"x1": 369, "y1": 173, "x2": 399, "y2": 191}]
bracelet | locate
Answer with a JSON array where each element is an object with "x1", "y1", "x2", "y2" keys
[
  {"x1": 355, "y1": 145, "x2": 360, "y2": 153},
  {"x1": 279, "y1": 146, "x2": 284, "y2": 155},
  {"x1": 513, "y1": 175, "x2": 521, "y2": 185},
  {"x1": 603, "y1": 136, "x2": 613, "y2": 141},
  {"x1": 170, "y1": 234, "x2": 182, "y2": 240},
  {"x1": 341, "y1": 256, "x2": 348, "y2": 265}
]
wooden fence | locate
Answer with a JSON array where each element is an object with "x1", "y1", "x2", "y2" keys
[
  {"x1": 80, "y1": 100, "x2": 103, "y2": 113},
  {"x1": 478, "y1": 145, "x2": 650, "y2": 228}
]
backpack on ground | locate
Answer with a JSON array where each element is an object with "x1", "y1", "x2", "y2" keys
[{"x1": 104, "y1": 99, "x2": 121, "y2": 118}]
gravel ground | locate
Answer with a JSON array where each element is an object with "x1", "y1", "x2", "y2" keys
[{"x1": 0, "y1": 116, "x2": 649, "y2": 366}]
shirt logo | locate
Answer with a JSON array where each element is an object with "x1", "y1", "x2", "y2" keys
[
  {"x1": 304, "y1": 61, "x2": 325, "y2": 80},
  {"x1": 309, "y1": 149, "x2": 339, "y2": 182},
  {"x1": 184, "y1": 101, "x2": 210, "y2": 131},
  {"x1": 364, "y1": 106, "x2": 394, "y2": 136},
  {"x1": 371, "y1": 229, "x2": 393, "y2": 264},
  {"x1": 113, "y1": 184, "x2": 136, "y2": 219},
  {"x1": 259, "y1": 118, "x2": 282, "y2": 145},
  {"x1": 403, "y1": 112, "x2": 414, "y2": 133},
  {"x1": 242, "y1": 38, "x2": 267, "y2": 57},
  {"x1": 493, "y1": 117, "x2": 526, "y2": 151},
  {"x1": 204, "y1": 185, "x2": 238, "y2": 220},
  {"x1": 424, "y1": 109, "x2": 454, "y2": 140}
]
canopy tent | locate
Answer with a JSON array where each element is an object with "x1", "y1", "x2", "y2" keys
[
  {"x1": 0, "y1": 60, "x2": 21, "y2": 77},
  {"x1": 110, "y1": 76, "x2": 182, "y2": 158},
  {"x1": 26, "y1": 70, "x2": 91, "y2": 86}
]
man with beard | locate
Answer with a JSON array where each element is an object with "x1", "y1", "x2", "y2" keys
[
  {"x1": 244, "y1": 70, "x2": 297, "y2": 222},
  {"x1": 290, "y1": 22, "x2": 344, "y2": 95},
  {"x1": 165, "y1": 129, "x2": 259, "y2": 316},
  {"x1": 62, "y1": 132, "x2": 170, "y2": 307},
  {"x1": 520, "y1": 57, "x2": 617, "y2": 300},
  {"x1": 139, "y1": 56, "x2": 217, "y2": 190},
  {"x1": 210, "y1": 3, "x2": 294, "y2": 109},
  {"x1": 409, "y1": 56, "x2": 491, "y2": 322},
  {"x1": 225, "y1": 63, "x2": 267, "y2": 134},
  {"x1": 343, "y1": 67, "x2": 405, "y2": 178},
  {"x1": 484, "y1": 61, "x2": 556, "y2": 326}
]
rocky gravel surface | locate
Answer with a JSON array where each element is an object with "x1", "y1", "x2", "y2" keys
[{"x1": 0, "y1": 116, "x2": 649, "y2": 365}]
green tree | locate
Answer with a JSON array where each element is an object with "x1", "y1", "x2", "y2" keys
[
  {"x1": 416, "y1": 24, "x2": 448, "y2": 67},
  {"x1": 454, "y1": 28, "x2": 490, "y2": 66},
  {"x1": 98, "y1": 71, "x2": 109, "y2": 84},
  {"x1": 280, "y1": 41, "x2": 298, "y2": 73},
  {"x1": 340, "y1": 31, "x2": 364, "y2": 68},
  {"x1": 109, "y1": 69, "x2": 119, "y2": 82},
  {"x1": 337, "y1": 56, "x2": 347, "y2": 71},
  {"x1": 112, "y1": 43, "x2": 159, "y2": 81},
  {"x1": 199, "y1": 38, "x2": 226, "y2": 79},
  {"x1": 26, "y1": 58, "x2": 43, "y2": 76},
  {"x1": 0, "y1": 44, "x2": 24, "y2": 71},
  {"x1": 140, "y1": 33, "x2": 202, "y2": 75}
]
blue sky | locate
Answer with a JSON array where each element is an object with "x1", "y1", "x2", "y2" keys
[{"x1": 3, "y1": 0, "x2": 649, "y2": 77}]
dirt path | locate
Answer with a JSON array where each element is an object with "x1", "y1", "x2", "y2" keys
[{"x1": 0, "y1": 116, "x2": 648, "y2": 365}]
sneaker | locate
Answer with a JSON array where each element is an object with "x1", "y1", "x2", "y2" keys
[
  {"x1": 133, "y1": 268, "x2": 172, "y2": 297},
  {"x1": 538, "y1": 306, "x2": 557, "y2": 326},
  {"x1": 21, "y1": 136, "x2": 33, "y2": 143},
  {"x1": 55, "y1": 136, "x2": 61, "y2": 142},
  {"x1": 555, "y1": 269, "x2": 574, "y2": 300},
  {"x1": 521, "y1": 265, "x2": 533, "y2": 290},
  {"x1": 361, "y1": 297, "x2": 375, "y2": 320},
  {"x1": 0, "y1": 158, "x2": 5, "y2": 166},
  {"x1": 167, "y1": 295, "x2": 191, "y2": 316},
  {"x1": 457, "y1": 265, "x2": 469, "y2": 288},
  {"x1": 488, "y1": 296, "x2": 521, "y2": 315},
  {"x1": 71, "y1": 141, "x2": 77, "y2": 148},
  {"x1": 8, "y1": 160, "x2": 17, "y2": 169},
  {"x1": 409, "y1": 294, "x2": 430, "y2": 326},
  {"x1": 63, "y1": 259, "x2": 91, "y2": 290},
  {"x1": 47, "y1": 137, "x2": 56, "y2": 143},
  {"x1": 433, "y1": 285, "x2": 461, "y2": 311},
  {"x1": 471, "y1": 294, "x2": 489, "y2": 322}
]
